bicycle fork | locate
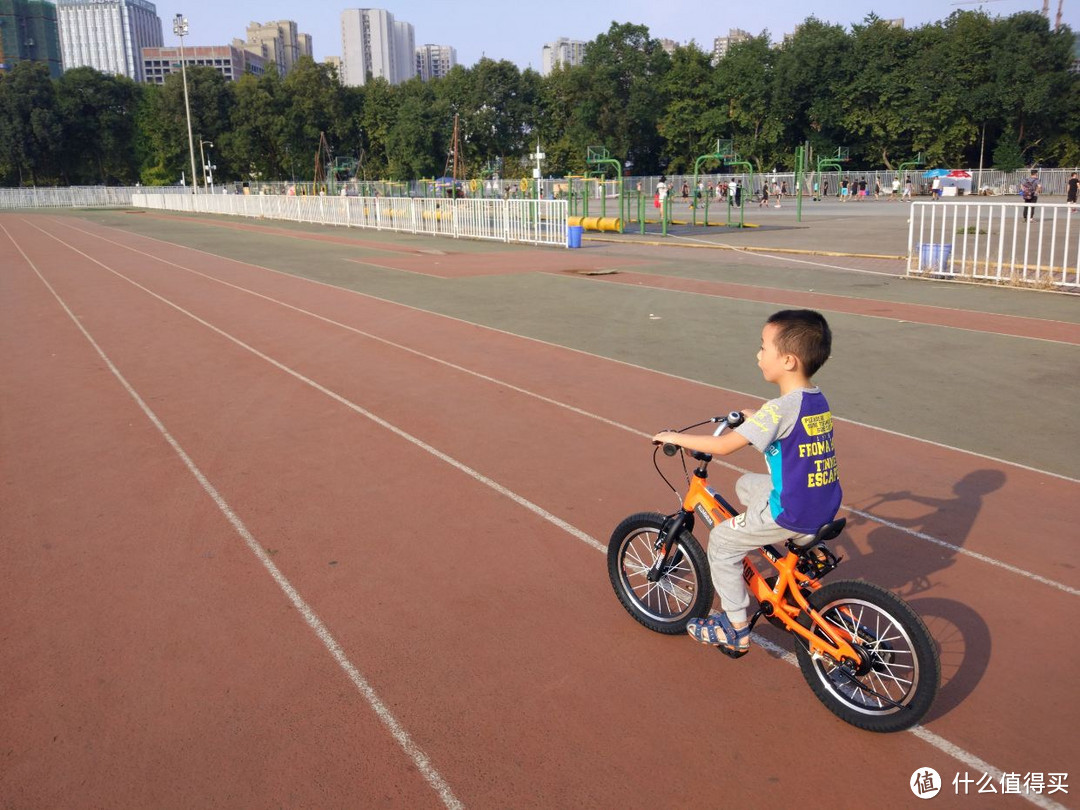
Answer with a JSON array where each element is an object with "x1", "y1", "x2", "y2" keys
[{"x1": 646, "y1": 510, "x2": 694, "y2": 583}]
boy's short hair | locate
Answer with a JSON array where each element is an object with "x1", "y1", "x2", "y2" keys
[{"x1": 766, "y1": 310, "x2": 832, "y2": 376}]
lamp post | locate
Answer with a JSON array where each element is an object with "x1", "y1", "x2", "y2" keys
[
  {"x1": 173, "y1": 14, "x2": 198, "y2": 194},
  {"x1": 199, "y1": 139, "x2": 214, "y2": 192}
]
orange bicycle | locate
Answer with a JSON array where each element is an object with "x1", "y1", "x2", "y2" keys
[{"x1": 608, "y1": 412, "x2": 940, "y2": 732}]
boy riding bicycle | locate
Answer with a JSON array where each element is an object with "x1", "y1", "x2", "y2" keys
[{"x1": 652, "y1": 310, "x2": 842, "y2": 656}]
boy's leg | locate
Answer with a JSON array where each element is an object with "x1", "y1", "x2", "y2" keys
[{"x1": 706, "y1": 474, "x2": 794, "y2": 625}]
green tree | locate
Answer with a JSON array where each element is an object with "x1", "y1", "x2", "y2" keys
[
  {"x1": 386, "y1": 78, "x2": 442, "y2": 179},
  {"x1": 0, "y1": 62, "x2": 63, "y2": 184},
  {"x1": 657, "y1": 44, "x2": 725, "y2": 173},
  {"x1": 359, "y1": 77, "x2": 399, "y2": 179},
  {"x1": 534, "y1": 63, "x2": 592, "y2": 176},
  {"x1": 281, "y1": 57, "x2": 347, "y2": 180},
  {"x1": 838, "y1": 16, "x2": 916, "y2": 168},
  {"x1": 56, "y1": 67, "x2": 142, "y2": 184},
  {"x1": 580, "y1": 22, "x2": 671, "y2": 174},
  {"x1": 714, "y1": 35, "x2": 783, "y2": 171},
  {"x1": 771, "y1": 18, "x2": 851, "y2": 160},
  {"x1": 228, "y1": 71, "x2": 287, "y2": 182}
]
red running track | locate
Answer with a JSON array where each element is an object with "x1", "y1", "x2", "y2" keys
[{"x1": 1, "y1": 213, "x2": 1076, "y2": 809}]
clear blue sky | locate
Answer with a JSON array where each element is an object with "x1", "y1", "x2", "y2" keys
[{"x1": 162, "y1": 0, "x2": 1078, "y2": 70}]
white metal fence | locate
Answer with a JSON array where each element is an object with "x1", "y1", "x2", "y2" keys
[
  {"x1": 0, "y1": 186, "x2": 190, "y2": 210},
  {"x1": 132, "y1": 192, "x2": 570, "y2": 247},
  {"x1": 907, "y1": 200, "x2": 1080, "y2": 290}
]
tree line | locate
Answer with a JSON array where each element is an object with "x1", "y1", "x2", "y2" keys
[{"x1": 1, "y1": 11, "x2": 1076, "y2": 187}]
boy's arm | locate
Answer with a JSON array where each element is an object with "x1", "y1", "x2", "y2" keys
[{"x1": 651, "y1": 428, "x2": 750, "y2": 457}]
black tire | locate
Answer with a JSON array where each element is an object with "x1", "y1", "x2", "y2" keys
[
  {"x1": 795, "y1": 580, "x2": 940, "y2": 732},
  {"x1": 607, "y1": 512, "x2": 713, "y2": 634}
]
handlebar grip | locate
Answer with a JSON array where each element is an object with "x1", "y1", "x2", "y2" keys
[{"x1": 662, "y1": 443, "x2": 679, "y2": 457}]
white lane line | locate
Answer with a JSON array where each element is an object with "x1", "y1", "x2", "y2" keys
[
  {"x1": 566, "y1": 248, "x2": 1080, "y2": 330},
  {"x1": 548, "y1": 269, "x2": 1080, "y2": 348},
  {"x1": 61, "y1": 216, "x2": 1080, "y2": 481},
  {"x1": 662, "y1": 232, "x2": 903, "y2": 276},
  {"x1": 52, "y1": 218, "x2": 1080, "y2": 598},
  {"x1": 16, "y1": 220, "x2": 1065, "y2": 810},
  {"x1": 0, "y1": 222, "x2": 466, "y2": 810}
]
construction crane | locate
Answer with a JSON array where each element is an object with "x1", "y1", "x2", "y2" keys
[{"x1": 950, "y1": 0, "x2": 1065, "y2": 30}]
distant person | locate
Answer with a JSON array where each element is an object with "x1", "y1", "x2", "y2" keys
[
  {"x1": 902, "y1": 177, "x2": 913, "y2": 202},
  {"x1": 891, "y1": 177, "x2": 900, "y2": 200},
  {"x1": 1066, "y1": 171, "x2": 1078, "y2": 212},
  {"x1": 759, "y1": 183, "x2": 770, "y2": 208},
  {"x1": 931, "y1": 175, "x2": 941, "y2": 200},
  {"x1": 840, "y1": 178, "x2": 849, "y2": 202},
  {"x1": 1020, "y1": 168, "x2": 1041, "y2": 221}
]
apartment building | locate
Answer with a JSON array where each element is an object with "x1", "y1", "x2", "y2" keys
[
  {"x1": 340, "y1": 7, "x2": 416, "y2": 86},
  {"x1": 56, "y1": 0, "x2": 162, "y2": 82},
  {"x1": 540, "y1": 37, "x2": 585, "y2": 76},
  {"x1": 0, "y1": 0, "x2": 63, "y2": 77},
  {"x1": 415, "y1": 43, "x2": 455, "y2": 81},
  {"x1": 235, "y1": 19, "x2": 311, "y2": 77},
  {"x1": 141, "y1": 44, "x2": 265, "y2": 84}
]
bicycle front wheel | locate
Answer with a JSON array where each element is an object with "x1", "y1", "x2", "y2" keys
[
  {"x1": 795, "y1": 580, "x2": 940, "y2": 732},
  {"x1": 607, "y1": 512, "x2": 713, "y2": 634}
]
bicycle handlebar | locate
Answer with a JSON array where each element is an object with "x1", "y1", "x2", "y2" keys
[{"x1": 659, "y1": 411, "x2": 745, "y2": 456}]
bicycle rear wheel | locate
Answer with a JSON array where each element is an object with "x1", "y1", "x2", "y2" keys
[
  {"x1": 795, "y1": 580, "x2": 939, "y2": 732},
  {"x1": 607, "y1": 512, "x2": 713, "y2": 634}
]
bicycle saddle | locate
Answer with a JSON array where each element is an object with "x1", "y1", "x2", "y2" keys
[{"x1": 790, "y1": 518, "x2": 847, "y2": 553}]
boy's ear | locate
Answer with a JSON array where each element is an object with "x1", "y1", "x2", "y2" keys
[{"x1": 782, "y1": 351, "x2": 800, "y2": 371}]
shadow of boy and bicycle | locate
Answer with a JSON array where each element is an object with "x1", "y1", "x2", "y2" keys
[{"x1": 760, "y1": 469, "x2": 1004, "y2": 723}]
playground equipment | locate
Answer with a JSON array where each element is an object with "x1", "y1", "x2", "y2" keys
[
  {"x1": 897, "y1": 151, "x2": 925, "y2": 186},
  {"x1": 567, "y1": 215, "x2": 623, "y2": 232},
  {"x1": 794, "y1": 145, "x2": 806, "y2": 222},
  {"x1": 690, "y1": 141, "x2": 728, "y2": 227},
  {"x1": 585, "y1": 146, "x2": 625, "y2": 231},
  {"x1": 815, "y1": 147, "x2": 850, "y2": 199}
]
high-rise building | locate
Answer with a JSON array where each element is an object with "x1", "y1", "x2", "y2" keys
[
  {"x1": 340, "y1": 8, "x2": 416, "y2": 86},
  {"x1": 56, "y1": 0, "x2": 162, "y2": 82},
  {"x1": 141, "y1": 44, "x2": 265, "y2": 84},
  {"x1": 540, "y1": 38, "x2": 585, "y2": 76},
  {"x1": 324, "y1": 54, "x2": 342, "y2": 82},
  {"x1": 712, "y1": 28, "x2": 750, "y2": 64},
  {"x1": 393, "y1": 19, "x2": 414, "y2": 82},
  {"x1": 0, "y1": 0, "x2": 63, "y2": 77},
  {"x1": 415, "y1": 43, "x2": 455, "y2": 81},
  {"x1": 235, "y1": 19, "x2": 312, "y2": 77}
]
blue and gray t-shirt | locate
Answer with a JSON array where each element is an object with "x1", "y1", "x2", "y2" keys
[{"x1": 735, "y1": 388, "x2": 842, "y2": 534}]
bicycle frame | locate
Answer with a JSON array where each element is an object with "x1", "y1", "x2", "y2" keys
[{"x1": 673, "y1": 461, "x2": 863, "y2": 667}]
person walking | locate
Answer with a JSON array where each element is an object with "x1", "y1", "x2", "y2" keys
[
  {"x1": 902, "y1": 177, "x2": 913, "y2": 202},
  {"x1": 1066, "y1": 171, "x2": 1078, "y2": 212},
  {"x1": 1020, "y1": 168, "x2": 1041, "y2": 221}
]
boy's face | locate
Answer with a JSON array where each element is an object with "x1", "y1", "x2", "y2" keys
[{"x1": 757, "y1": 323, "x2": 796, "y2": 383}]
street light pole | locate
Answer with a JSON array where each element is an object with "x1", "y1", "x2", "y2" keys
[
  {"x1": 199, "y1": 139, "x2": 213, "y2": 192},
  {"x1": 173, "y1": 14, "x2": 198, "y2": 195}
]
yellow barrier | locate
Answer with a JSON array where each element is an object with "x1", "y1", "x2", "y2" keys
[{"x1": 580, "y1": 216, "x2": 622, "y2": 232}]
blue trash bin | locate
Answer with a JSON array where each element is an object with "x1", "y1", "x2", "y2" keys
[
  {"x1": 567, "y1": 225, "x2": 583, "y2": 249},
  {"x1": 919, "y1": 243, "x2": 952, "y2": 270}
]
